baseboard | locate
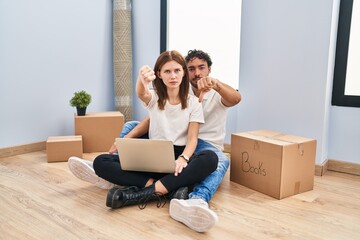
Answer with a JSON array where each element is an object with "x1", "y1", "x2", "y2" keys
[
  {"x1": 0, "y1": 141, "x2": 46, "y2": 158},
  {"x1": 327, "y1": 159, "x2": 360, "y2": 176},
  {"x1": 315, "y1": 160, "x2": 328, "y2": 176},
  {"x1": 224, "y1": 143, "x2": 231, "y2": 153}
]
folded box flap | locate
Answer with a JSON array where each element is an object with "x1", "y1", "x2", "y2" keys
[{"x1": 238, "y1": 130, "x2": 316, "y2": 146}]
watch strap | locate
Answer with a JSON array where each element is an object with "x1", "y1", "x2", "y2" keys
[{"x1": 179, "y1": 154, "x2": 190, "y2": 162}]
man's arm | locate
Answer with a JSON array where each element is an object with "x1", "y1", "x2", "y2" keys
[
  {"x1": 212, "y1": 79, "x2": 241, "y2": 107},
  {"x1": 123, "y1": 117, "x2": 150, "y2": 138},
  {"x1": 108, "y1": 117, "x2": 150, "y2": 154},
  {"x1": 197, "y1": 77, "x2": 241, "y2": 107}
]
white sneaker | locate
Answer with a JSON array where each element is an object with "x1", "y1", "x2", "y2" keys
[
  {"x1": 68, "y1": 156, "x2": 114, "y2": 190},
  {"x1": 169, "y1": 198, "x2": 218, "y2": 232}
]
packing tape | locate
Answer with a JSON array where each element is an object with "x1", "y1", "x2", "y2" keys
[
  {"x1": 298, "y1": 144, "x2": 304, "y2": 156},
  {"x1": 248, "y1": 132, "x2": 305, "y2": 156},
  {"x1": 294, "y1": 181, "x2": 300, "y2": 194},
  {"x1": 254, "y1": 141, "x2": 260, "y2": 150}
]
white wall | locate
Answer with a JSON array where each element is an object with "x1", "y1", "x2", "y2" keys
[
  {"x1": 131, "y1": 0, "x2": 161, "y2": 121},
  {"x1": 0, "y1": 0, "x2": 114, "y2": 147},
  {"x1": 237, "y1": 0, "x2": 335, "y2": 165},
  {"x1": 329, "y1": 106, "x2": 360, "y2": 163}
]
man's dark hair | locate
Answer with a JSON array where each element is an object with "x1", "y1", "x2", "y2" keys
[{"x1": 185, "y1": 49, "x2": 213, "y2": 67}]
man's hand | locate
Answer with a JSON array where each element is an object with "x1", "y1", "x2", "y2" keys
[{"x1": 197, "y1": 77, "x2": 219, "y2": 102}]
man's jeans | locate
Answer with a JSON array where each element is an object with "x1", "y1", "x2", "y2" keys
[{"x1": 120, "y1": 121, "x2": 230, "y2": 202}]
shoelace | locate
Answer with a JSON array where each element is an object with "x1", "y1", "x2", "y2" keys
[{"x1": 137, "y1": 192, "x2": 166, "y2": 210}]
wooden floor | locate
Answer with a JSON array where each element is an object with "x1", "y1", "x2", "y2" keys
[{"x1": 1, "y1": 151, "x2": 359, "y2": 240}]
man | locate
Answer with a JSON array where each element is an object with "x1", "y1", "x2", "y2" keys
[
  {"x1": 168, "y1": 49, "x2": 241, "y2": 232},
  {"x1": 68, "y1": 49, "x2": 241, "y2": 232}
]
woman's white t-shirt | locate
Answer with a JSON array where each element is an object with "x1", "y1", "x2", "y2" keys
[
  {"x1": 145, "y1": 90, "x2": 204, "y2": 146},
  {"x1": 190, "y1": 88, "x2": 229, "y2": 150}
]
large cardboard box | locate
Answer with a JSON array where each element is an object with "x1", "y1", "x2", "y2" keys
[
  {"x1": 230, "y1": 130, "x2": 316, "y2": 199},
  {"x1": 75, "y1": 111, "x2": 124, "y2": 153},
  {"x1": 46, "y1": 135, "x2": 83, "y2": 162}
]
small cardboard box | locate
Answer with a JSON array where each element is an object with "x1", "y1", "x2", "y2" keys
[
  {"x1": 230, "y1": 130, "x2": 316, "y2": 199},
  {"x1": 46, "y1": 135, "x2": 83, "y2": 162},
  {"x1": 75, "y1": 111, "x2": 124, "y2": 153}
]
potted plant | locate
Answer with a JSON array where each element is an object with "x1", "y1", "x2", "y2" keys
[{"x1": 69, "y1": 90, "x2": 92, "y2": 116}]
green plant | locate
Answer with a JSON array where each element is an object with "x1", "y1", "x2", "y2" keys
[{"x1": 69, "y1": 90, "x2": 92, "y2": 108}]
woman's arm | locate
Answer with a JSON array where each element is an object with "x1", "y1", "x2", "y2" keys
[
  {"x1": 174, "y1": 122, "x2": 199, "y2": 176},
  {"x1": 181, "y1": 122, "x2": 199, "y2": 158}
]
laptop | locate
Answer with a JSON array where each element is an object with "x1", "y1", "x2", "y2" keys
[{"x1": 115, "y1": 138, "x2": 176, "y2": 173}]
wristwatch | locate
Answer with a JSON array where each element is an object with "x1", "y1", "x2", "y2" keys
[{"x1": 179, "y1": 154, "x2": 190, "y2": 162}]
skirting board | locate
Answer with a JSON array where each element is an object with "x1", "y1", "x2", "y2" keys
[
  {"x1": 224, "y1": 143, "x2": 359, "y2": 176},
  {"x1": 315, "y1": 160, "x2": 328, "y2": 176},
  {"x1": 0, "y1": 141, "x2": 46, "y2": 159},
  {"x1": 326, "y1": 159, "x2": 360, "y2": 176}
]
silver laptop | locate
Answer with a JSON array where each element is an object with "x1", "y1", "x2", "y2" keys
[{"x1": 115, "y1": 138, "x2": 176, "y2": 173}]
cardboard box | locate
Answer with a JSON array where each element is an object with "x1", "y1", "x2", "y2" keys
[
  {"x1": 46, "y1": 136, "x2": 83, "y2": 162},
  {"x1": 75, "y1": 111, "x2": 124, "y2": 153},
  {"x1": 230, "y1": 130, "x2": 316, "y2": 199}
]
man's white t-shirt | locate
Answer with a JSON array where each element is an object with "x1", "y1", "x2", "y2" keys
[
  {"x1": 145, "y1": 90, "x2": 204, "y2": 146},
  {"x1": 190, "y1": 88, "x2": 229, "y2": 150}
]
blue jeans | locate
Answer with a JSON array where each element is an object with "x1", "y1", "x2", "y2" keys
[
  {"x1": 120, "y1": 121, "x2": 230, "y2": 203},
  {"x1": 120, "y1": 121, "x2": 149, "y2": 139}
]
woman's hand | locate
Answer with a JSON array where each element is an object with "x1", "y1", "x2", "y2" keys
[
  {"x1": 139, "y1": 65, "x2": 156, "y2": 86},
  {"x1": 174, "y1": 157, "x2": 188, "y2": 176},
  {"x1": 108, "y1": 142, "x2": 118, "y2": 154},
  {"x1": 136, "y1": 66, "x2": 156, "y2": 105}
]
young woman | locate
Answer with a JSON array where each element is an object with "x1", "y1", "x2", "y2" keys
[{"x1": 93, "y1": 50, "x2": 218, "y2": 209}]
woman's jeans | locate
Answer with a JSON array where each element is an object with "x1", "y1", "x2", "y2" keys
[{"x1": 120, "y1": 121, "x2": 230, "y2": 202}]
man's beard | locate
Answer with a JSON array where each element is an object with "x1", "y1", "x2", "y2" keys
[
  {"x1": 191, "y1": 76, "x2": 203, "y2": 89},
  {"x1": 190, "y1": 80, "x2": 198, "y2": 89}
]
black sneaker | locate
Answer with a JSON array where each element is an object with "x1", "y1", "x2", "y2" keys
[{"x1": 106, "y1": 185, "x2": 165, "y2": 209}]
